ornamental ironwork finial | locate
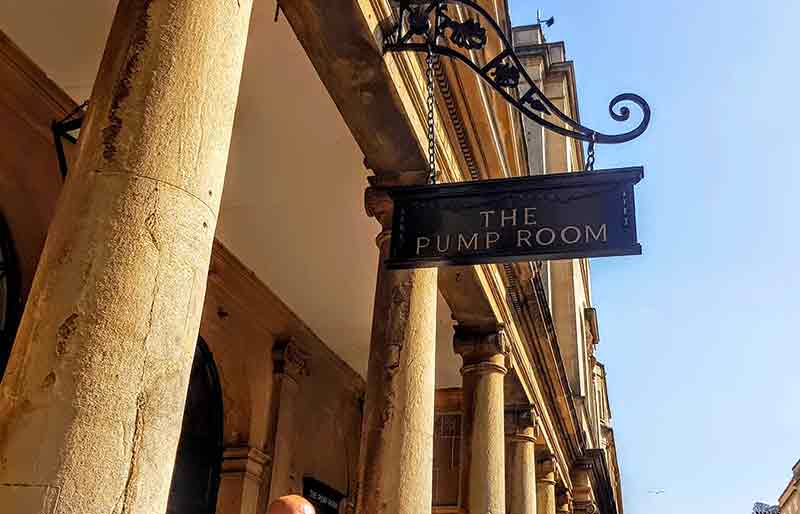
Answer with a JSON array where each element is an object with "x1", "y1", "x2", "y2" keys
[{"x1": 384, "y1": 0, "x2": 651, "y2": 145}]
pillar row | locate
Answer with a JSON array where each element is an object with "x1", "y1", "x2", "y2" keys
[
  {"x1": 455, "y1": 325, "x2": 508, "y2": 514},
  {"x1": 355, "y1": 180, "x2": 438, "y2": 514},
  {"x1": 0, "y1": 2, "x2": 253, "y2": 513}
]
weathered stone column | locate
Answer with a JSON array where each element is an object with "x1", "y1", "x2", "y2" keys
[
  {"x1": 267, "y1": 339, "x2": 309, "y2": 505},
  {"x1": 0, "y1": 2, "x2": 253, "y2": 513},
  {"x1": 455, "y1": 325, "x2": 508, "y2": 514},
  {"x1": 537, "y1": 456, "x2": 558, "y2": 514},
  {"x1": 356, "y1": 178, "x2": 438, "y2": 514},
  {"x1": 505, "y1": 406, "x2": 538, "y2": 514}
]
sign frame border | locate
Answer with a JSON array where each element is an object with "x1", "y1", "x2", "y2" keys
[{"x1": 384, "y1": 167, "x2": 644, "y2": 270}]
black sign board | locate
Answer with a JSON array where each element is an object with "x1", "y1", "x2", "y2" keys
[
  {"x1": 303, "y1": 477, "x2": 345, "y2": 514},
  {"x1": 386, "y1": 167, "x2": 643, "y2": 269}
]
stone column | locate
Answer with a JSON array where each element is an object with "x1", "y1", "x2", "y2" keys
[
  {"x1": 267, "y1": 339, "x2": 309, "y2": 505},
  {"x1": 355, "y1": 178, "x2": 438, "y2": 514},
  {"x1": 217, "y1": 447, "x2": 270, "y2": 514},
  {"x1": 505, "y1": 406, "x2": 538, "y2": 514},
  {"x1": 454, "y1": 325, "x2": 508, "y2": 514},
  {"x1": 537, "y1": 456, "x2": 557, "y2": 514},
  {"x1": 0, "y1": 2, "x2": 253, "y2": 514}
]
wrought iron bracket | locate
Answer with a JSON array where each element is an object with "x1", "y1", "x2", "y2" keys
[
  {"x1": 383, "y1": 0, "x2": 651, "y2": 145},
  {"x1": 51, "y1": 101, "x2": 87, "y2": 180}
]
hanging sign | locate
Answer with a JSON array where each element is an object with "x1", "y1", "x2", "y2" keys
[{"x1": 385, "y1": 167, "x2": 643, "y2": 269}]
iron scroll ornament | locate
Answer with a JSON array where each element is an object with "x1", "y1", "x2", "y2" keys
[{"x1": 384, "y1": 0, "x2": 651, "y2": 145}]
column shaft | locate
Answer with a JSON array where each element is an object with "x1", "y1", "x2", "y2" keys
[
  {"x1": 356, "y1": 186, "x2": 438, "y2": 514},
  {"x1": 0, "y1": 2, "x2": 252, "y2": 513},
  {"x1": 506, "y1": 425, "x2": 537, "y2": 514},
  {"x1": 536, "y1": 458, "x2": 557, "y2": 514},
  {"x1": 455, "y1": 327, "x2": 507, "y2": 514}
]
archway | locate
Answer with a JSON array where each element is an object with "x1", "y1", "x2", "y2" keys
[
  {"x1": 166, "y1": 337, "x2": 224, "y2": 514},
  {"x1": 0, "y1": 213, "x2": 21, "y2": 380}
]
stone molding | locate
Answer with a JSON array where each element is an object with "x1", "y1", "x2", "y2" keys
[
  {"x1": 221, "y1": 446, "x2": 270, "y2": 483},
  {"x1": 572, "y1": 500, "x2": 598, "y2": 514}
]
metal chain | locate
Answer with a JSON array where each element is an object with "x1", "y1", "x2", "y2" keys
[
  {"x1": 585, "y1": 134, "x2": 597, "y2": 172},
  {"x1": 426, "y1": 45, "x2": 438, "y2": 185}
]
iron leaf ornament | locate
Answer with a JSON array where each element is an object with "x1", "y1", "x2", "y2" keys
[{"x1": 384, "y1": 0, "x2": 651, "y2": 145}]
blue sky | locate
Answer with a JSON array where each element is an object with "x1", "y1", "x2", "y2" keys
[{"x1": 507, "y1": 1, "x2": 800, "y2": 512}]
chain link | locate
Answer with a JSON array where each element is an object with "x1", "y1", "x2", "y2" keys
[
  {"x1": 585, "y1": 134, "x2": 597, "y2": 172},
  {"x1": 426, "y1": 46, "x2": 438, "y2": 185}
]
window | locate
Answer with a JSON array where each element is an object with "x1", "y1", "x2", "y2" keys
[{"x1": 432, "y1": 413, "x2": 461, "y2": 507}]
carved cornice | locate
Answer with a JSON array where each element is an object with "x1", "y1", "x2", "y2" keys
[
  {"x1": 433, "y1": 58, "x2": 482, "y2": 181},
  {"x1": 273, "y1": 338, "x2": 310, "y2": 381}
]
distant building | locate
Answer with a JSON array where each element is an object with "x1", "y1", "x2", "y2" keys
[
  {"x1": 753, "y1": 502, "x2": 779, "y2": 514},
  {"x1": 779, "y1": 460, "x2": 800, "y2": 514}
]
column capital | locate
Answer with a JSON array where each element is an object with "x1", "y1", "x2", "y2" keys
[
  {"x1": 364, "y1": 171, "x2": 429, "y2": 233},
  {"x1": 556, "y1": 489, "x2": 573, "y2": 514},
  {"x1": 572, "y1": 500, "x2": 598, "y2": 514},
  {"x1": 505, "y1": 404, "x2": 539, "y2": 442},
  {"x1": 453, "y1": 324, "x2": 507, "y2": 374},
  {"x1": 273, "y1": 338, "x2": 310, "y2": 381},
  {"x1": 537, "y1": 454, "x2": 557, "y2": 483},
  {"x1": 364, "y1": 186, "x2": 394, "y2": 232}
]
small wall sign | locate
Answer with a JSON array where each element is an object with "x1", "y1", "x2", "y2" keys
[
  {"x1": 303, "y1": 477, "x2": 346, "y2": 514},
  {"x1": 386, "y1": 167, "x2": 643, "y2": 269}
]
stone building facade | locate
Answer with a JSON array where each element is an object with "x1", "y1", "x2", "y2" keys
[
  {"x1": 0, "y1": 2, "x2": 625, "y2": 514},
  {"x1": 780, "y1": 461, "x2": 800, "y2": 514}
]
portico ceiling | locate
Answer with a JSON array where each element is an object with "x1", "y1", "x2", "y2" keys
[{"x1": 0, "y1": 1, "x2": 462, "y2": 385}]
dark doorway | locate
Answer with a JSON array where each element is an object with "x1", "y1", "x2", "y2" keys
[
  {"x1": 0, "y1": 213, "x2": 21, "y2": 380},
  {"x1": 166, "y1": 337, "x2": 224, "y2": 514}
]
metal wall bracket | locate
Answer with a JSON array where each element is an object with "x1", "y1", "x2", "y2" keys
[
  {"x1": 51, "y1": 101, "x2": 87, "y2": 180},
  {"x1": 383, "y1": 0, "x2": 651, "y2": 145}
]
